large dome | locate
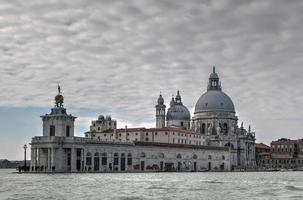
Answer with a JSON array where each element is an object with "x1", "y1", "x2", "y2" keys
[
  {"x1": 167, "y1": 104, "x2": 191, "y2": 120},
  {"x1": 195, "y1": 90, "x2": 235, "y2": 113},
  {"x1": 194, "y1": 66, "x2": 235, "y2": 114}
]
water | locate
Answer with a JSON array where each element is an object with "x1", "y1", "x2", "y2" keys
[{"x1": 0, "y1": 169, "x2": 303, "y2": 200}]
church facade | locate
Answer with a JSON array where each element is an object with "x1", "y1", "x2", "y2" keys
[{"x1": 30, "y1": 67, "x2": 255, "y2": 172}]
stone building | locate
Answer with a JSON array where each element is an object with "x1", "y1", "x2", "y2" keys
[
  {"x1": 255, "y1": 143, "x2": 271, "y2": 168},
  {"x1": 256, "y1": 138, "x2": 303, "y2": 170},
  {"x1": 30, "y1": 86, "x2": 230, "y2": 172},
  {"x1": 30, "y1": 67, "x2": 256, "y2": 172},
  {"x1": 192, "y1": 67, "x2": 256, "y2": 169}
]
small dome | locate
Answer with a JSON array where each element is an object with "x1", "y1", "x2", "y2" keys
[
  {"x1": 98, "y1": 115, "x2": 105, "y2": 120},
  {"x1": 209, "y1": 66, "x2": 219, "y2": 79},
  {"x1": 194, "y1": 90, "x2": 235, "y2": 113},
  {"x1": 167, "y1": 104, "x2": 190, "y2": 120},
  {"x1": 209, "y1": 72, "x2": 219, "y2": 79}
]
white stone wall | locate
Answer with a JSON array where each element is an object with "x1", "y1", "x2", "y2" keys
[
  {"x1": 42, "y1": 116, "x2": 75, "y2": 137},
  {"x1": 30, "y1": 137, "x2": 230, "y2": 172},
  {"x1": 93, "y1": 129, "x2": 206, "y2": 146}
]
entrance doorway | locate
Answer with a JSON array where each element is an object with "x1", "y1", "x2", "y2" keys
[
  {"x1": 121, "y1": 154, "x2": 126, "y2": 171},
  {"x1": 165, "y1": 163, "x2": 175, "y2": 172},
  {"x1": 141, "y1": 161, "x2": 145, "y2": 171}
]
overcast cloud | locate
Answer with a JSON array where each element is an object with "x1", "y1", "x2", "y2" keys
[{"x1": 1, "y1": 0, "x2": 303, "y2": 159}]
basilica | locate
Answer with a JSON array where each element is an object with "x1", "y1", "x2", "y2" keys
[{"x1": 30, "y1": 67, "x2": 256, "y2": 172}]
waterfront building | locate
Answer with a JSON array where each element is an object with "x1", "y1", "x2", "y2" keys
[
  {"x1": 30, "y1": 67, "x2": 256, "y2": 172},
  {"x1": 192, "y1": 67, "x2": 256, "y2": 169},
  {"x1": 255, "y1": 143, "x2": 271, "y2": 167},
  {"x1": 256, "y1": 138, "x2": 303, "y2": 170}
]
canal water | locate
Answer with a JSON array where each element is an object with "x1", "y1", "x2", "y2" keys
[{"x1": 0, "y1": 169, "x2": 303, "y2": 200}]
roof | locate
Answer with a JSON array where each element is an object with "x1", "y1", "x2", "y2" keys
[
  {"x1": 167, "y1": 104, "x2": 190, "y2": 121},
  {"x1": 98, "y1": 127, "x2": 197, "y2": 135},
  {"x1": 271, "y1": 138, "x2": 303, "y2": 145},
  {"x1": 255, "y1": 143, "x2": 270, "y2": 149}
]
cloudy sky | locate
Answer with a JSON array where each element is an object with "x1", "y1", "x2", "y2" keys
[{"x1": 1, "y1": 0, "x2": 303, "y2": 160}]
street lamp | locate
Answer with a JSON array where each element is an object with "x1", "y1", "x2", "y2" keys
[{"x1": 23, "y1": 144, "x2": 27, "y2": 172}]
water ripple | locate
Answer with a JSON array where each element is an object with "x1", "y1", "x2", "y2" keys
[{"x1": 1, "y1": 170, "x2": 303, "y2": 200}]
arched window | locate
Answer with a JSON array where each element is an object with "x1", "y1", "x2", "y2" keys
[
  {"x1": 208, "y1": 155, "x2": 212, "y2": 160},
  {"x1": 193, "y1": 154, "x2": 198, "y2": 159},
  {"x1": 159, "y1": 153, "x2": 165, "y2": 159},
  {"x1": 127, "y1": 153, "x2": 132, "y2": 165},
  {"x1": 114, "y1": 153, "x2": 119, "y2": 166},
  {"x1": 101, "y1": 152, "x2": 107, "y2": 166},
  {"x1": 140, "y1": 152, "x2": 146, "y2": 158},
  {"x1": 219, "y1": 123, "x2": 223, "y2": 133},
  {"x1": 120, "y1": 153, "x2": 126, "y2": 171},
  {"x1": 201, "y1": 123, "x2": 206, "y2": 134},
  {"x1": 177, "y1": 154, "x2": 182, "y2": 159},
  {"x1": 94, "y1": 152, "x2": 100, "y2": 171},
  {"x1": 225, "y1": 143, "x2": 234, "y2": 149},
  {"x1": 222, "y1": 155, "x2": 225, "y2": 160},
  {"x1": 86, "y1": 152, "x2": 92, "y2": 165},
  {"x1": 223, "y1": 123, "x2": 228, "y2": 134}
]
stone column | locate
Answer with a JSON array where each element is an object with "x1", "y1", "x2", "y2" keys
[
  {"x1": 83, "y1": 148, "x2": 87, "y2": 172},
  {"x1": 33, "y1": 148, "x2": 37, "y2": 171},
  {"x1": 80, "y1": 149, "x2": 84, "y2": 172},
  {"x1": 91, "y1": 152, "x2": 95, "y2": 172},
  {"x1": 71, "y1": 148, "x2": 77, "y2": 172},
  {"x1": 48, "y1": 148, "x2": 51, "y2": 171},
  {"x1": 51, "y1": 148, "x2": 55, "y2": 171},
  {"x1": 37, "y1": 148, "x2": 40, "y2": 171}
]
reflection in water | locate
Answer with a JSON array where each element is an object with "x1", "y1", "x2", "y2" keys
[{"x1": 0, "y1": 169, "x2": 303, "y2": 200}]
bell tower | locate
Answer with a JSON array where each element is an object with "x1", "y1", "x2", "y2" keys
[
  {"x1": 41, "y1": 85, "x2": 77, "y2": 137},
  {"x1": 155, "y1": 93, "x2": 166, "y2": 128}
]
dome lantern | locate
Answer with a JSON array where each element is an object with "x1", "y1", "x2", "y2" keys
[
  {"x1": 175, "y1": 90, "x2": 182, "y2": 104},
  {"x1": 207, "y1": 66, "x2": 222, "y2": 91},
  {"x1": 157, "y1": 92, "x2": 164, "y2": 105},
  {"x1": 170, "y1": 95, "x2": 175, "y2": 107}
]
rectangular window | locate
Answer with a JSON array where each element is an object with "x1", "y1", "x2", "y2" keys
[
  {"x1": 50, "y1": 125, "x2": 55, "y2": 136},
  {"x1": 66, "y1": 125, "x2": 70, "y2": 137}
]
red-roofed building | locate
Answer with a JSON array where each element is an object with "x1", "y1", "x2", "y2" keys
[{"x1": 256, "y1": 138, "x2": 303, "y2": 170}]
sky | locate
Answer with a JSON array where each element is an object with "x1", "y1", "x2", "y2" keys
[{"x1": 1, "y1": 0, "x2": 303, "y2": 160}]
